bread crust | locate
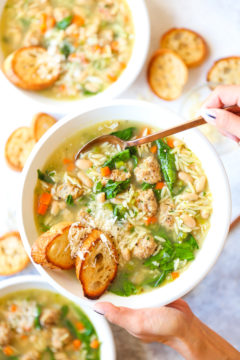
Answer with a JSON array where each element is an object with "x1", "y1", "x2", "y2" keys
[
  {"x1": 207, "y1": 56, "x2": 240, "y2": 89},
  {"x1": 0, "y1": 231, "x2": 29, "y2": 275},
  {"x1": 32, "y1": 112, "x2": 57, "y2": 142},
  {"x1": 76, "y1": 229, "x2": 118, "y2": 299},
  {"x1": 5, "y1": 126, "x2": 35, "y2": 171},
  {"x1": 147, "y1": 49, "x2": 188, "y2": 101},
  {"x1": 160, "y1": 27, "x2": 208, "y2": 67},
  {"x1": 31, "y1": 222, "x2": 74, "y2": 270},
  {"x1": 11, "y1": 46, "x2": 60, "y2": 90}
]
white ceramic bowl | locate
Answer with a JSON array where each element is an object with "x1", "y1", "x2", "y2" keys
[
  {"x1": 0, "y1": 0, "x2": 150, "y2": 114},
  {"x1": 0, "y1": 275, "x2": 116, "y2": 360},
  {"x1": 19, "y1": 99, "x2": 231, "y2": 309}
]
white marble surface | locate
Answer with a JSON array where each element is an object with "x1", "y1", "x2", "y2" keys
[{"x1": 0, "y1": 0, "x2": 240, "y2": 359}]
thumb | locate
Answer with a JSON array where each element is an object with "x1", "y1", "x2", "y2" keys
[
  {"x1": 94, "y1": 302, "x2": 139, "y2": 330},
  {"x1": 201, "y1": 108, "x2": 240, "y2": 140}
]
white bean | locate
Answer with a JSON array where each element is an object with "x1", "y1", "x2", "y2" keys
[
  {"x1": 50, "y1": 201, "x2": 66, "y2": 216},
  {"x1": 178, "y1": 171, "x2": 193, "y2": 184},
  {"x1": 75, "y1": 159, "x2": 93, "y2": 170},
  {"x1": 201, "y1": 209, "x2": 210, "y2": 219},
  {"x1": 181, "y1": 193, "x2": 199, "y2": 201},
  {"x1": 182, "y1": 214, "x2": 196, "y2": 228},
  {"x1": 195, "y1": 176, "x2": 206, "y2": 193},
  {"x1": 77, "y1": 171, "x2": 93, "y2": 188},
  {"x1": 173, "y1": 139, "x2": 184, "y2": 147},
  {"x1": 97, "y1": 192, "x2": 105, "y2": 203}
]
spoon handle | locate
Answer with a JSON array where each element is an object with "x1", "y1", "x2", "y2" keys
[{"x1": 125, "y1": 105, "x2": 240, "y2": 148}]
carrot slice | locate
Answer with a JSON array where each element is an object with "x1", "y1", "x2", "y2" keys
[
  {"x1": 76, "y1": 321, "x2": 85, "y2": 331},
  {"x1": 150, "y1": 145, "x2": 157, "y2": 153},
  {"x1": 90, "y1": 339, "x2": 100, "y2": 349},
  {"x1": 63, "y1": 158, "x2": 73, "y2": 165},
  {"x1": 145, "y1": 216, "x2": 158, "y2": 226},
  {"x1": 73, "y1": 339, "x2": 82, "y2": 349},
  {"x1": 101, "y1": 166, "x2": 111, "y2": 177},
  {"x1": 107, "y1": 74, "x2": 117, "y2": 82},
  {"x1": 167, "y1": 138, "x2": 174, "y2": 148},
  {"x1": 111, "y1": 40, "x2": 119, "y2": 52},
  {"x1": 72, "y1": 14, "x2": 85, "y2": 26},
  {"x1": 3, "y1": 346, "x2": 14, "y2": 356},
  {"x1": 140, "y1": 127, "x2": 151, "y2": 137},
  {"x1": 172, "y1": 271, "x2": 180, "y2": 280},
  {"x1": 67, "y1": 163, "x2": 75, "y2": 172},
  {"x1": 37, "y1": 203, "x2": 48, "y2": 216},
  {"x1": 155, "y1": 182, "x2": 164, "y2": 190},
  {"x1": 46, "y1": 15, "x2": 56, "y2": 29},
  {"x1": 40, "y1": 13, "x2": 47, "y2": 33},
  {"x1": 10, "y1": 304, "x2": 17, "y2": 312},
  {"x1": 39, "y1": 193, "x2": 52, "y2": 206}
]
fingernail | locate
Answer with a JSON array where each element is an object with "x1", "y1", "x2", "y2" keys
[
  {"x1": 94, "y1": 309, "x2": 105, "y2": 315},
  {"x1": 200, "y1": 108, "x2": 216, "y2": 124}
]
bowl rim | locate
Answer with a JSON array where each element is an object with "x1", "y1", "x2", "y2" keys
[
  {"x1": 0, "y1": 275, "x2": 116, "y2": 360},
  {"x1": 18, "y1": 99, "x2": 232, "y2": 309},
  {"x1": 0, "y1": 0, "x2": 150, "y2": 114}
]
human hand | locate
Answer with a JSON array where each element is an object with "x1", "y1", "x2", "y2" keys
[
  {"x1": 201, "y1": 84, "x2": 240, "y2": 142},
  {"x1": 94, "y1": 299, "x2": 240, "y2": 360}
]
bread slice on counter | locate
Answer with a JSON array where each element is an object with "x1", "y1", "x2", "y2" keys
[
  {"x1": 207, "y1": 56, "x2": 240, "y2": 89},
  {"x1": 147, "y1": 49, "x2": 188, "y2": 100},
  {"x1": 160, "y1": 28, "x2": 208, "y2": 67},
  {"x1": 4, "y1": 46, "x2": 60, "y2": 90},
  {"x1": 76, "y1": 229, "x2": 118, "y2": 299},
  {"x1": 0, "y1": 232, "x2": 29, "y2": 275},
  {"x1": 31, "y1": 222, "x2": 75, "y2": 270},
  {"x1": 5, "y1": 126, "x2": 35, "y2": 171},
  {"x1": 32, "y1": 112, "x2": 57, "y2": 141}
]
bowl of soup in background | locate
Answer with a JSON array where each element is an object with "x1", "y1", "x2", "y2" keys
[
  {"x1": 19, "y1": 99, "x2": 231, "y2": 309},
  {"x1": 0, "y1": 275, "x2": 116, "y2": 359},
  {"x1": 0, "y1": 0, "x2": 150, "y2": 113}
]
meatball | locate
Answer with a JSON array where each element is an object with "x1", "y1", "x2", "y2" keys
[
  {"x1": 0, "y1": 322, "x2": 11, "y2": 346},
  {"x1": 40, "y1": 308, "x2": 59, "y2": 327},
  {"x1": 137, "y1": 189, "x2": 158, "y2": 217},
  {"x1": 159, "y1": 200, "x2": 175, "y2": 229},
  {"x1": 109, "y1": 169, "x2": 131, "y2": 182},
  {"x1": 51, "y1": 327, "x2": 71, "y2": 351},
  {"x1": 134, "y1": 156, "x2": 161, "y2": 184},
  {"x1": 53, "y1": 183, "x2": 83, "y2": 201},
  {"x1": 132, "y1": 235, "x2": 157, "y2": 259},
  {"x1": 20, "y1": 350, "x2": 40, "y2": 360}
]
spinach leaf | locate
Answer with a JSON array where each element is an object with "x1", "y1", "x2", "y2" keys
[
  {"x1": 43, "y1": 347, "x2": 55, "y2": 360},
  {"x1": 56, "y1": 15, "x2": 72, "y2": 30},
  {"x1": 111, "y1": 127, "x2": 136, "y2": 141},
  {"x1": 37, "y1": 169, "x2": 54, "y2": 184},
  {"x1": 156, "y1": 139, "x2": 177, "y2": 193},
  {"x1": 72, "y1": 305, "x2": 94, "y2": 336},
  {"x1": 66, "y1": 195, "x2": 74, "y2": 205},
  {"x1": 64, "y1": 319, "x2": 78, "y2": 338},
  {"x1": 60, "y1": 305, "x2": 69, "y2": 320},
  {"x1": 34, "y1": 304, "x2": 42, "y2": 329},
  {"x1": 145, "y1": 271, "x2": 167, "y2": 288},
  {"x1": 109, "y1": 273, "x2": 137, "y2": 297},
  {"x1": 100, "y1": 179, "x2": 130, "y2": 199},
  {"x1": 60, "y1": 41, "x2": 73, "y2": 58},
  {"x1": 132, "y1": 155, "x2": 138, "y2": 168},
  {"x1": 103, "y1": 149, "x2": 131, "y2": 170}
]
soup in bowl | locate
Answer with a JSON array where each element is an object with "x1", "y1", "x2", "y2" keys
[
  {"x1": 0, "y1": 0, "x2": 149, "y2": 112},
  {"x1": 0, "y1": 275, "x2": 115, "y2": 359},
  {"x1": 19, "y1": 100, "x2": 231, "y2": 308}
]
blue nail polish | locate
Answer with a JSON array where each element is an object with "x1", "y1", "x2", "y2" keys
[{"x1": 207, "y1": 113, "x2": 216, "y2": 119}]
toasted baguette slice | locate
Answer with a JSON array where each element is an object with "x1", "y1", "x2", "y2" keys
[
  {"x1": 76, "y1": 229, "x2": 118, "y2": 299},
  {"x1": 5, "y1": 127, "x2": 35, "y2": 171},
  {"x1": 0, "y1": 232, "x2": 29, "y2": 275},
  {"x1": 207, "y1": 56, "x2": 240, "y2": 89},
  {"x1": 2, "y1": 53, "x2": 30, "y2": 90},
  {"x1": 160, "y1": 28, "x2": 207, "y2": 67},
  {"x1": 31, "y1": 222, "x2": 74, "y2": 270},
  {"x1": 32, "y1": 113, "x2": 57, "y2": 141},
  {"x1": 11, "y1": 46, "x2": 60, "y2": 90},
  {"x1": 147, "y1": 49, "x2": 188, "y2": 100}
]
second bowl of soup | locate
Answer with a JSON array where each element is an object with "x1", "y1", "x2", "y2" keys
[{"x1": 19, "y1": 100, "x2": 231, "y2": 308}]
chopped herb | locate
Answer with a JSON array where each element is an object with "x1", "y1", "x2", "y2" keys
[
  {"x1": 56, "y1": 15, "x2": 72, "y2": 30},
  {"x1": 113, "y1": 205, "x2": 127, "y2": 220},
  {"x1": 156, "y1": 139, "x2": 177, "y2": 193},
  {"x1": 87, "y1": 208, "x2": 92, "y2": 214},
  {"x1": 66, "y1": 195, "x2": 74, "y2": 205},
  {"x1": 34, "y1": 304, "x2": 42, "y2": 329},
  {"x1": 111, "y1": 127, "x2": 136, "y2": 141},
  {"x1": 60, "y1": 41, "x2": 73, "y2": 58},
  {"x1": 37, "y1": 169, "x2": 54, "y2": 184},
  {"x1": 39, "y1": 223, "x2": 50, "y2": 232}
]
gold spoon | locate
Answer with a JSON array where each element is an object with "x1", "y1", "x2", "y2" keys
[{"x1": 75, "y1": 105, "x2": 240, "y2": 159}]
